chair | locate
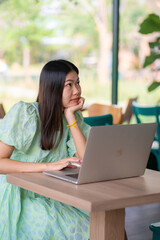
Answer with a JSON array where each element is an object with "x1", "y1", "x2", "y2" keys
[
  {"x1": 84, "y1": 114, "x2": 113, "y2": 126},
  {"x1": 132, "y1": 101, "x2": 160, "y2": 171},
  {"x1": 0, "y1": 103, "x2": 5, "y2": 118},
  {"x1": 121, "y1": 97, "x2": 138, "y2": 124},
  {"x1": 149, "y1": 223, "x2": 160, "y2": 240},
  {"x1": 87, "y1": 103, "x2": 122, "y2": 124}
]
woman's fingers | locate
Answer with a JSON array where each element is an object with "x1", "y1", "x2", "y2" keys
[
  {"x1": 48, "y1": 157, "x2": 81, "y2": 171},
  {"x1": 64, "y1": 97, "x2": 85, "y2": 115},
  {"x1": 79, "y1": 97, "x2": 85, "y2": 107}
]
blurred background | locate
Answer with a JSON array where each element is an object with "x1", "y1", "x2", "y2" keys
[{"x1": 0, "y1": 0, "x2": 160, "y2": 112}]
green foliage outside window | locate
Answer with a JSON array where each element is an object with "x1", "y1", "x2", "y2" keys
[{"x1": 139, "y1": 13, "x2": 160, "y2": 94}]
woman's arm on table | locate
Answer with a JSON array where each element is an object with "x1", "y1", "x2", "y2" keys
[{"x1": 0, "y1": 141, "x2": 80, "y2": 174}]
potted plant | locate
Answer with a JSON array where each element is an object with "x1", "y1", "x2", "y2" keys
[{"x1": 139, "y1": 13, "x2": 160, "y2": 98}]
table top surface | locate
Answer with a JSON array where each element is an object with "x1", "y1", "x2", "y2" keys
[{"x1": 7, "y1": 169, "x2": 160, "y2": 212}]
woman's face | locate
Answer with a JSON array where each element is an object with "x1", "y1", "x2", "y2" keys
[{"x1": 62, "y1": 70, "x2": 81, "y2": 108}]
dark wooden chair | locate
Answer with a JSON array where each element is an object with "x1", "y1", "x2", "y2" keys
[
  {"x1": 0, "y1": 103, "x2": 6, "y2": 118},
  {"x1": 121, "y1": 97, "x2": 138, "y2": 124}
]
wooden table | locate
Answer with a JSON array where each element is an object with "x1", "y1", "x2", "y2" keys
[{"x1": 7, "y1": 169, "x2": 160, "y2": 240}]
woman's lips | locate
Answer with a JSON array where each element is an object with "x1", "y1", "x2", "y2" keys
[{"x1": 71, "y1": 98, "x2": 79, "y2": 102}]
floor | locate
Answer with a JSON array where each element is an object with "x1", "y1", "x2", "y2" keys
[{"x1": 125, "y1": 202, "x2": 160, "y2": 240}]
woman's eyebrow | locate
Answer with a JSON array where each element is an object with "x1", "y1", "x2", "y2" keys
[
  {"x1": 65, "y1": 78, "x2": 79, "y2": 82},
  {"x1": 65, "y1": 79, "x2": 74, "y2": 83}
]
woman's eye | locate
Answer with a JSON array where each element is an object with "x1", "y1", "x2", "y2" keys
[
  {"x1": 77, "y1": 81, "x2": 80, "y2": 85},
  {"x1": 66, "y1": 83, "x2": 72, "y2": 87}
]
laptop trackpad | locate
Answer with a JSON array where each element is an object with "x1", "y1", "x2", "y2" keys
[
  {"x1": 63, "y1": 167, "x2": 79, "y2": 173},
  {"x1": 66, "y1": 173, "x2": 79, "y2": 179},
  {"x1": 43, "y1": 167, "x2": 80, "y2": 181},
  {"x1": 62, "y1": 167, "x2": 79, "y2": 179}
]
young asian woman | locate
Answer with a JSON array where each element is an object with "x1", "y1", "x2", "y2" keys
[{"x1": 0, "y1": 60, "x2": 90, "y2": 240}]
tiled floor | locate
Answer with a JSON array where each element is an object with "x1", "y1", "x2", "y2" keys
[{"x1": 125, "y1": 202, "x2": 160, "y2": 240}]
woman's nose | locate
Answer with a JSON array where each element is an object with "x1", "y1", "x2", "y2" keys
[{"x1": 73, "y1": 85, "x2": 79, "y2": 94}]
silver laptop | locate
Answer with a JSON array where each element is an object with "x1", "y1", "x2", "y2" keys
[{"x1": 43, "y1": 123, "x2": 157, "y2": 184}]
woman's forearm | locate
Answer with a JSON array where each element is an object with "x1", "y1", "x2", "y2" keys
[
  {"x1": 65, "y1": 113, "x2": 86, "y2": 159},
  {"x1": 0, "y1": 158, "x2": 47, "y2": 174},
  {"x1": 0, "y1": 157, "x2": 81, "y2": 174},
  {"x1": 68, "y1": 122, "x2": 86, "y2": 159}
]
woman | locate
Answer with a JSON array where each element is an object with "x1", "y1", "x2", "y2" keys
[{"x1": 0, "y1": 60, "x2": 90, "y2": 240}]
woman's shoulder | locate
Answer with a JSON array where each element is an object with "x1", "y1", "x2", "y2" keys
[
  {"x1": 7, "y1": 101, "x2": 39, "y2": 118},
  {"x1": 0, "y1": 101, "x2": 39, "y2": 151},
  {"x1": 1, "y1": 101, "x2": 40, "y2": 129}
]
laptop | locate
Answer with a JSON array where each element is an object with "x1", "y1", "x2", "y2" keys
[{"x1": 43, "y1": 123, "x2": 157, "y2": 184}]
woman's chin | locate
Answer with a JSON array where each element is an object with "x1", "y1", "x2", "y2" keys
[{"x1": 68, "y1": 102, "x2": 79, "y2": 107}]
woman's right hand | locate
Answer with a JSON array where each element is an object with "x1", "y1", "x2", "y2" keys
[
  {"x1": 46, "y1": 157, "x2": 81, "y2": 171},
  {"x1": 0, "y1": 141, "x2": 81, "y2": 174}
]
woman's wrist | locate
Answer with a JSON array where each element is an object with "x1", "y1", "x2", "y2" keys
[
  {"x1": 66, "y1": 117, "x2": 77, "y2": 126},
  {"x1": 64, "y1": 111, "x2": 76, "y2": 125},
  {"x1": 67, "y1": 119, "x2": 77, "y2": 128}
]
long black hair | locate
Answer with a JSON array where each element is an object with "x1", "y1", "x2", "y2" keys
[{"x1": 37, "y1": 59, "x2": 79, "y2": 150}]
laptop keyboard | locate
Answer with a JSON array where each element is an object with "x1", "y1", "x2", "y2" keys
[{"x1": 66, "y1": 173, "x2": 79, "y2": 179}]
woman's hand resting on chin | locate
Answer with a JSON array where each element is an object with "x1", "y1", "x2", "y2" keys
[{"x1": 64, "y1": 97, "x2": 85, "y2": 118}]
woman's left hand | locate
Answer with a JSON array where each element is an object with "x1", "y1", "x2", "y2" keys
[
  {"x1": 64, "y1": 97, "x2": 85, "y2": 117},
  {"x1": 72, "y1": 97, "x2": 85, "y2": 112}
]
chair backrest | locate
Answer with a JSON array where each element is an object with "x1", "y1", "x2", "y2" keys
[
  {"x1": 87, "y1": 103, "x2": 122, "y2": 124},
  {"x1": 84, "y1": 114, "x2": 113, "y2": 127},
  {"x1": 0, "y1": 103, "x2": 5, "y2": 118},
  {"x1": 132, "y1": 101, "x2": 160, "y2": 144},
  {"x1": 121, "y1": 97, "x2": 138, "y2": 124}
]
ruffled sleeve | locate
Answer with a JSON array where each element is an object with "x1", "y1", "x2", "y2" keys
[
  {"x1": 0, "y1": 101, "x2": 38, "y2": 153},
  {"x1": 67, "y1": 110, "x2": 91, "y2": 157}
]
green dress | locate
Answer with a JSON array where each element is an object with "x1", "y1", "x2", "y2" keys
[{"x1": 0, "y1": 101, "x2": 90, "y2": 240}]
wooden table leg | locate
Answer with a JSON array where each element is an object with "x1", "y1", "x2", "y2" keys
[{"x1": 90, "y1": 208, "x2": 125, "y2": 240}]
